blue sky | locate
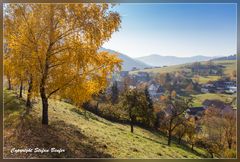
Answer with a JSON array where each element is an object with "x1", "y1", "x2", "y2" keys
[{"x1": 102, "y1": 3, "x2": 237, "y2": 58}]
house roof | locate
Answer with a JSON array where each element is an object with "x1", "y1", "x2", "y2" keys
[
  {"x1": 202, "y1": 99, "x2": 232, "y2": 110},
  {"x1": 187, "y1": 107, "x2": 205, "y2": 116},
  {"x1": 148, "y1": 83, "x2": 159, "y2": 90},
  {"x1": 156, "y1": 86, "x2": 164, "y2": 93}
]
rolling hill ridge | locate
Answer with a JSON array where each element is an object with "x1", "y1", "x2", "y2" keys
[
  {"x1": 100, "y1": 48, "x2": 150, "y2": 71},
  {"x1": 135, "y1": 54, "x2": 215, "y2": 67}
]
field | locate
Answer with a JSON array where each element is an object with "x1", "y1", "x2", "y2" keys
[
  {"x1": 131, "y1": 60, "x2": 236, "y2": 77},
  {"x1": 192, "y1": 75, "x2": 221, "y2": 84},
  {"x1": 3, "y1": 90, "x2": 207, "y2": 158},
  {"x1": 130, "y1": 64, "x2": 188, "y2": 75},
  {"x1": 191, "y1": 93, "x2": 235, "y2": 107},
  {"x1": 213, "y1": 60, "x2": 236, "y2": 75}
]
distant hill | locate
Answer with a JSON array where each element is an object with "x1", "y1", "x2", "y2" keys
[
  {"x1": 100, "y1": 48, "x2": 150, "y2": 71},
  {"x1": 136, "y1": 54, "x2": 214, "y2": 67},
  {"x1": 211, "y1": 54, "x2": 236, "y2": 61}
]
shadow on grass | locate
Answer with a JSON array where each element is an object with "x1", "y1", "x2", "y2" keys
[
  {"x1": 4, "y1": 90, "x2": 26, "y2": 129},
  {"x1": 174, "y1": 141, "x2": 208, "y2": 158},
  {"x1": 71, "y1": 108, "x2": 114, "y2": 127},
  {"x1": 5, "y1": 115, "x2": 113, "y2": 158},
  {"x1": 4, "y1": 90, "x2": 26, "y2": 114},
  {"x1": 4, "y1": 91, "x2": 112, "y2": 158},
  {"x1": 143, "y1": 129, "x2": 208, "y2": 158},
  {"x1": 134, "y1": 133, "x2": 167, "y2": 146}
]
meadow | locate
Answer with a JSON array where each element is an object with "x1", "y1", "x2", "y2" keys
[{"x1": 4, "y1": 89, "x2": 207, "y2": 158}]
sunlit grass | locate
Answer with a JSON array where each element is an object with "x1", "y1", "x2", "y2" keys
[
  {"x1": 192, "y1": 75, "x2": 221, "y2": 84},
  {"x1": 4, "y1": 90, "x2": 207, "y2": 158},
  {"x1": 130, "y1": 60, "x2": 236, "y2": 77},
  {"x1": 192, "y1": 93, "x2": 235, "y2": 107}
]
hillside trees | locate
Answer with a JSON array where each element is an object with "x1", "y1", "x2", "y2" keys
[
  {"x1": 223, "y1": 109, "x2": 236, "y2": 150},
  {"x1": 93, "y1": 89, "x2": 108, "y2": 112},
  {"x1": 185, "y1": 118, "x2": 198, "y2": 150},
  {"x1": 174, "y1": 123, "x2": 187, "y2": 144},
  {"x1": 123, "y1": 88, "x2": 147, "y2": 133},
  {"x1": 3, "y1": 56, "x2": 14, "y2": 90},
  {"x1": 111, "y1": 81, "x2": 119, "y2": 104},
  {"x1": 159, "y1": 94, "x2": 193, "y2": 146},
  {"x1": 144, "y1": 87, "x2": 155, "y2": 127},
  {"x1": 4, "y1": 3, "x2": 122, "y2": 125},
  {"x1": 202, "y1": 106, "x2": 236, "y2": 158}
]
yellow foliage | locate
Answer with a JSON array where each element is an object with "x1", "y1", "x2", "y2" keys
[{"x1": 4, "y1": 3, "x2": 122, "y2": 105}]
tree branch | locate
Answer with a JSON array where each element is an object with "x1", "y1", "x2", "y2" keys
[{"x1": 47, "y1": 64, "x2": 108, "y2": 99}]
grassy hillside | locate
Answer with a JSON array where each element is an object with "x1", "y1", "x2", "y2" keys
[
  {"x1": 4, "y1": 90, "x2": 207, "y2": 158},
  {"x1": 192, "y1": 93, "x2": 235, "y2": 107},
  {"x1": 192, "y1": 75, "x2": 221, "y2": 84},
  {"x1": 130, "y1": 63, "x2": 188, "y2": 75},
  {"x1": 131, "y1": 60, "x2": 236, "y2": 76},
  {"x1": 100, "y1": 48, "x2": 150, "y2": 71},
  {"x1": 213, "y1": 60, "x2": 236, "y2": 75}
]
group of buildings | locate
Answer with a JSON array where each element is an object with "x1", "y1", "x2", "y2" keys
[
  {"x1": 109, "y1": 70, "x2": 236, "y2": 122},
  {"x1": 110, "y1": 71, "x2": 165, "y2": 100},
  {"x1": 201, "y1": 80, "x2": 237, "y2": 94}
]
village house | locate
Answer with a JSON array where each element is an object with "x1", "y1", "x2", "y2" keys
[
  {"x1": 148, "y1": 82, "x2": 164, "y2": 99},
  {"x1": 201, "y1": 83, "x2": 215, "y2": 93},
  {"x1": 201, "y1": 80, "x2": 236, "y2": 94},
  {"x1": 129, "y1": 72, "x2": 150, "y2": 85},
  {"x1": 185, "y1": 107, "x2": 206, "y2": 119},
  {"x1": 186, "y1": 99, "x2": 233, "y2": 120},
  {"x1": 213, "y1": 80, "x2": 236, "y2": 89}
]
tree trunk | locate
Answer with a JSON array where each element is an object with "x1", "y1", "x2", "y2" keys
[
  {"x1": 40, "y1": 58, "x2": 49, "y2": 125},
  {"x1": 40, "y1": 67, "x2": 49, "y2": 125},
  {"x1": 130, "y1": 117, "x2": 134, "y2": 133},
  {"x1": 168, "y1": 130, "x2": 172, "y2": 146},
  {"x1": 96, "y1": 102, "x2": 99, "y2": 113},
  {"x1": 19, "y1": 79, "x2": 23, "y2": 98},
  {"x1": 211, "y1": 153, "x2": 214, "y2": 158},
  {"x1": 228, "y1": 141, "x2": 232, "y2": 149},
  {"x1": 84, "y1": 109, "x2": 87, "y2": 119},
  {"x1": 178, "y1": 136, "x2": 181, "y2": 144},
  {"x1": 26, "y1": 76, "x2": 33, "y2": 113},
  {"x1": 41, "y1": 88, "x2": 49, "y2": 125},
  {"x1": 8, "y1": 77, "x2": 12, "y2": 90},
  {"x1": 168, "y1": 119, "x2": 173, "y2": 146},
  {"x1": 131, "y1": 123, "x2": 134, "y2": 133},
  {"x1": 191, "y1": 143, "x2": 194, "y2": 151},
  {"x1": 39, "y1": 4, "x2": 55, "y2": 125}
]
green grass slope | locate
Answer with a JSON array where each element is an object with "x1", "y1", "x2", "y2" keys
[
  {"x1": 130, "y1": 60, "x2": 236, "y2": 76},
  {"x1": 130, "y1": 63, "x2": 188, "y2": 74},
  {"x1": 192, "y1": 93, "x2": 235, "y2": 107},
  {"x1": 4, "y1": 90, "x2": 207, "y2": 158}
]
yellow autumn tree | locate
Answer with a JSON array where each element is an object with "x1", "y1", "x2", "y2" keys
[
  {"x1": 3, "y1": 55, "x2": 14, "y2": 90},
  {"x1": 4, "y1": 3, "x2": 122, "y2": 125},
  {"x1": 4, "y1": 4, "x2": 39, "y2": 110}
]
